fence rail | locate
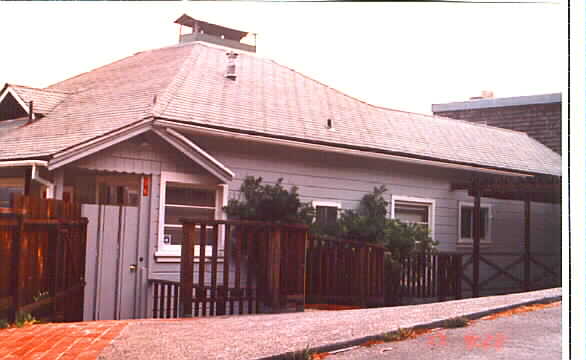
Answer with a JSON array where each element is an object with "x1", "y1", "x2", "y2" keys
[
  {"x1": 306, "y1": 235, "x2": 385, "y2": 307},
  {"x1": 0, "y1": 196, "x2": 88, "y2": 323}
]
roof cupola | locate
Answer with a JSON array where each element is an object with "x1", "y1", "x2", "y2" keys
[{"x1": 174, "y1": 14, "x2": 256, "y2": 53}]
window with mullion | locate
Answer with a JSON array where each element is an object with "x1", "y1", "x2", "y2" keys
[
  {"x1": 315, "y1": 205, "x2": 338, "y2": 226},
  {"x1": 459, "y1": 204, "x2": 490, "y2": 242},
  {"x1": 163, "y1": 184, "x2": 216, "y2": 246}
]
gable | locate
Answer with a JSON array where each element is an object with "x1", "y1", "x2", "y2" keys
[
  {"x1": 65, "y1": 130, "x2": 233, "y2": 184},
  {"x1": 0, "y1": 90, "x2": 28, "y2": 121}
]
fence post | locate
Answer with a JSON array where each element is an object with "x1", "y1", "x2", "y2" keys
[
  {"x1": 455, "y1": 255, "x2": 463, "y2": 299},
  {"x1": 266, "y1": 226, "x2": 282, "y2": 312},
  {"x1": 180, "y1": 223, "x2": 195, "y2": 317},
  {"x1": 472, "y1": 190, "x2": 481, "y2": 297},
  {"x1": 523, "y1": 197, "x2": 531, "y2": 291},
  {"x1": 10, "y1": 214, "x2": 24, "y2": 322},
  {"x1": 47, "y1": 223, "x2": 59, "y2": 321}
]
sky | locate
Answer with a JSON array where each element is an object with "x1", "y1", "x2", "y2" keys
[{"x1": 0, "y1": 1, "x2": 564, "y2": 114}]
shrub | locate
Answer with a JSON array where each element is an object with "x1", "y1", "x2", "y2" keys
[
  {"x1": 313, "y1": 185, "x2": 437, "y2": 257},
  {"x1": 224, "y1": 176, "x2": 314, "y2": 224}
]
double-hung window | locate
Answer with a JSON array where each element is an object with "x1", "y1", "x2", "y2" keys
[
  {"x1": 157, "y1": 172, "x2": 227, "y2": 260},
  {"x1": 390, "y1": 196, "x2": 435, "y2": 240},
  {"x1": 163, "y1": 184, "x2": 216, "y2": 247},
  {"x1": 458, "y1": 202, "x2": 492, "y2": 244},
  {"x1": 312, "y1": 201, "x2": 341, "y2": 227}
]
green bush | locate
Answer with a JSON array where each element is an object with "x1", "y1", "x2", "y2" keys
[
  {"x1": 224, "y1": 176, "x2": 314, "y2": 224},
  {"x1": 224, "y1": 178, "x2": 438, "y2": 257},
  {"x1": 313, "y1": 185, "x2": 437, "y2": 257}
]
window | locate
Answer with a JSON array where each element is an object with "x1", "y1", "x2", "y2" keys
[
  {"x1": 312, "y1": 201, "x2": 341, "y2": 227},
  {"x1": 0, "y1": 178, "x2": 24, "y2": 208},
  {"x1": 391, "y1": 196, "x2": 435, "y2": 240},
  {"x1": 459, "y1": 202, "x2": 492, "y2": 244},
  {"x1": 156, "y1": 171, "x2": 227, "y2": 259},
  {"x1": 163, "y1": 184, "x2": 216, "y2": 247}
]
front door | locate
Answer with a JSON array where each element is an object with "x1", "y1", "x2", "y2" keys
[{"x1": 82, "y1": 205, "x2": 142, "y2": 320}]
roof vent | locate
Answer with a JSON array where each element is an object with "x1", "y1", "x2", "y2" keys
[
  {"x1": 326, "y1": 118, "x2": 334, "y2": 130},
  {"x1": 225, "y1": 51, "x2": 238, "y2": 80}
]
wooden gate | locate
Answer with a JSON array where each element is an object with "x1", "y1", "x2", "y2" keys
[
  {"x1": 305, "y1": 236, "x2": 385, "y2": 307},
  {"x1": 0, "y1": 196, "x2": 88, "y2": 323}
]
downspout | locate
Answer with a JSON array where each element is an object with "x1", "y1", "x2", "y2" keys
[{"x1": 31, "y1": 163, "x2": 55, "y2": 198}]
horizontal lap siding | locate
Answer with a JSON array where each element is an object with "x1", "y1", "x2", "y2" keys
[
  {"x1": 64, "y1": 130, "x2": 559, "y2": 316},
  {"x1": 193, "y1": 134, "x2": 560, "y2": 254}
]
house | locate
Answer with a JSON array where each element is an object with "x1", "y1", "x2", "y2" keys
[
  {"x1": 0, "y1": 15, "x2": 561, "y2": 320},
  {"x1": 432, "y1": 92, "x2": 562, "y2": 154}
]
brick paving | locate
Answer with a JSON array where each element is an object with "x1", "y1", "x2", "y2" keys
[{"x1": 0, "y1": 321, "x2": 129, "y2": 360}]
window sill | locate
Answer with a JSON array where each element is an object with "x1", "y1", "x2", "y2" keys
[
  {"x1": 155, "y1": 247, "x2": 225, "y2": 263},
  {"x1": 456, "y1": 241, "x2": 492, "y2": 248}
]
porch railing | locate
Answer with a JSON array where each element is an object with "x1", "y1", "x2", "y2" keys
[{"x1": 0, "y1": 196, "x2": 88, "y2": 323}]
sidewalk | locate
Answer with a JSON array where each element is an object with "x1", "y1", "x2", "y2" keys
[
  {"x1": 100, "y1": 288, "x2": 560, "y2": 360},
  {"x1": 0, "y1": 288, "x2": 560, "y2": 360}
]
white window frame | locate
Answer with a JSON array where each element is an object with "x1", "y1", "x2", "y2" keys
[
  {"x1": 390, "y1": 195, "x2": 435, "y2": 242},
  {"x1": 311, "y1": 200, "x2": 341, "y2": 224},
  {"x1": 155, "y1": 171, "x2": 228, "y2": 261},
  {"x1": 457, "y1": 202, "x2": 493, "y2": 245}
]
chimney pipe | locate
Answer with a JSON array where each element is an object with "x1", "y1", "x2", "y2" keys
[
  {"x1": 28, "y1": 101, "x2": 34, "y2": 123},
  {"x1": 225, "y1": 51, "x2": 238, "y2": 80}
]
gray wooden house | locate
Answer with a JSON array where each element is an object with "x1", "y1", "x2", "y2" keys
[{"x1": 0, "y1": 15, "x2": 561, "y2": 320}]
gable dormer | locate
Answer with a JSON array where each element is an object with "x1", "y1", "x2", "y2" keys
[{"x1": 0, "y1": 84, "x2": 69, "y2": 127}]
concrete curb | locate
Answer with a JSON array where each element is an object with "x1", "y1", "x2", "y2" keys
[{"x1": 258, "y1": 294, "x2": 562, "y2": 360}]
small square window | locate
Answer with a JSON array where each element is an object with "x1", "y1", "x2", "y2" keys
[
  {"x1": 312, "y1": 201, "x2": 341, "y2": 227},
  {"x1": 315, "y1": 206, "x2": 338, "y2": 226},
  {"x1": 459, "y1": 203, "x2": 491, "y2": 243}
]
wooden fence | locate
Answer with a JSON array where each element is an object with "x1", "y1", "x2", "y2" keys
[
  {"x1": 150, "y1": 219, "x2": 307, "y2": 318},
  {"x1": 459, "y1": 252, "x2": 561, "y2": 296},
  {"x1": 0, "y1": 196, "x2": 88, "y2": 323},
  {"x1": 306, "y1": 235, "x2": 385, "y2": 307},
  {"x1": 389, "y1": 253, "x2": 463, "y2": 303}
]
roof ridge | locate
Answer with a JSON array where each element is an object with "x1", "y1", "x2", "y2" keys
[
  {"x1": 9, "y1": 84, "x2": 72, "y2": 95},
  {"x1": 151, "y1": 44, "x2": 201, "y2": 117},
  {"x1": 46, "y1": 53, "x2": 138, "y2": 92}
]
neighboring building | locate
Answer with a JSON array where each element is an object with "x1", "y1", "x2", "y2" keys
[
  {"x1": 0, "y1": 15, "x2": 561, "y2": 320},
  {"x1": 432, "y1": 92, "x2": 562, "y2": 154}
]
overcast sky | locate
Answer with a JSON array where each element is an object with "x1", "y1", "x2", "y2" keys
[{"x1": 0, "y1": 1, "x2": 564, "y2": 114}]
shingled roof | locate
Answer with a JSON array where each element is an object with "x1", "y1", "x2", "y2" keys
[{"x1": 0, "y1": 41, "x2": 561, "y2": 176}]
